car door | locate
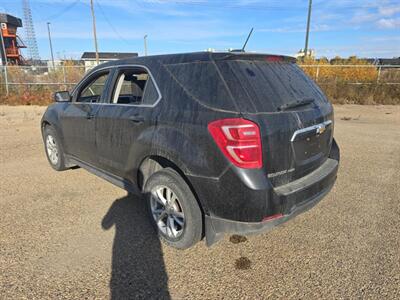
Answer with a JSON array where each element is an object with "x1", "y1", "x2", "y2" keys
[
  {"x1": 61, "y1": 69, "x2": 113, "y2": 166},
  {"x1": 95, "y1": 66, "x2": 161, "y2": 181}
]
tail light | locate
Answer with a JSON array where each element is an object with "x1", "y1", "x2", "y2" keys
[
  {"x1": 265, "y1": 55, "x2": 283, "y2": 62},
  {"x1": 208, "y1": 118, "x2": 262, "y2": 169}
]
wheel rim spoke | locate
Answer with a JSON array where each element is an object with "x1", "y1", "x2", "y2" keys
[
  {"x1": 172, "y1": 215, "x2": 184, "y2": 226},
  {"x1": 170, "y1": 210, "x2": 184, "y2": 219},
  {"x1": 166, "y1": 189, "x2": 172, "y2": 203},
  {"x1": 167, "y1": 216, "x2": 176, "y2": 237},
  {"x1": 157, "y1": 210, "x2": 167, "y2": 222},
  {"x1": 156, "y1": 188, "x2": 167, "y2": 205}
]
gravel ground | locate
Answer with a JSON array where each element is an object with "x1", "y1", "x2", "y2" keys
[{"x1": 0, "y1": 104, "x2": 399, "y2": 299}]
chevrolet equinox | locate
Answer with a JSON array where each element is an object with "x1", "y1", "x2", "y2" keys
[{"x1": 41, "y1": 52, "x2": 340, "y2": 249}]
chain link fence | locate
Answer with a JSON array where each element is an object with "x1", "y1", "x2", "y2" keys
[
  {"x1": 0, "y1": 64, "x2": 399, "y2": 105},
  {"x1": 300, "y1": 64, "x2": 400, "y2": 85}
]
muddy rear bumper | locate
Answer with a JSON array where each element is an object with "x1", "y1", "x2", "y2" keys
[{"x1": 204, "y1": 157, "x2": 339, "y2": 246}]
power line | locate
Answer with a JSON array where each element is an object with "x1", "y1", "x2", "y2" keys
[
  {"x1": 95, "y1": 0, "x2": 134, "y2": 45},
  {"x1": 136, "y1": 0, "x2": 385, "y2": 11},
  {"x1": 38, "y1": 0, "x2": 81, "y2": 22}
]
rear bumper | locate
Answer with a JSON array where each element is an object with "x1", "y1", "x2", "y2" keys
[
  {"x1": 204, "y1": 176, "x2": 335, "y2": 246},
  {"x1": 202, "y1": 154, "x2": 339, "y2": 246},
  {"x1": 187, "y1": 139, "x2": 340, "y2": 246}
]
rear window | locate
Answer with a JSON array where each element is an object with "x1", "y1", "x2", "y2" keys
[
  {"x1": 166, "y1": 60, "x2": 326, "y2": 113},
  {"x1": 217, "y1": 60, "x2": 327, "y2": 113}
]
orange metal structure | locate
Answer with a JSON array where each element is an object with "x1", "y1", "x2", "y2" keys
[{"x1": 0, "y1": 13, "x2": 26, "y2": 65}]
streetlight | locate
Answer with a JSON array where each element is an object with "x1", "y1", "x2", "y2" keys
[
  {"x1": 144, "y1": 34, "x2": 148, "y2": 56},
  {"x1": 304, "y1": 0, "x2": 312, "y2": 58},
  {"x1": 47, "y1": 22, "x2": 55, "y2": 68}
]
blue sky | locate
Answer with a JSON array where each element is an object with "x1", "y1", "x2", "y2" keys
[{"x1": 1, "y1": 0, "x2": 399, "y2": 60}]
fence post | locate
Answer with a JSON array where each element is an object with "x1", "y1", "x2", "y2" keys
[
  {"x1": 316, "y1": 65, "x2": 320, "y2": 82},
  {"x1": 377, "y1": 66, "x2": 381, "y2": 84},
  {"x1": 63, "y1": 65, "x2": 67, "y2": 85}
]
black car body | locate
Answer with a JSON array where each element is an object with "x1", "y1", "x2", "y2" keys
[{"x1": 41, "y1": 52, "x2": 339, "y2": 249}]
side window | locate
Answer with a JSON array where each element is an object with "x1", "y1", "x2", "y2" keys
[
  {"x1": 112, "y1": 68, "x2": 160, "y2": 105},
  {"x1": 77, "y1": 72, "x2": 109, "y2": 103}
]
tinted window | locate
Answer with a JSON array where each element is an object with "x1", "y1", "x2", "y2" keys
[
  {"x1": 142, "y1": 77, "x2": 159, "y2": 105},
  {"x1": 166, "y1": 60, "x2": 326, "y2": 113},
  {"x1": 217, "y1": 60, "x2": 327, "y2": 113},
  {"x1": 77, "y1": 72, "x2": 109, "y2": 103},
  {"x1": 112, "y1": 68, "x2": 159, "y2": 105},
  {"x1": 165, "y1": 62, "x2": 237, "y2": 111}
]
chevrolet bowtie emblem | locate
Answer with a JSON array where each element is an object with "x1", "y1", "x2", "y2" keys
[{"x1": 316, "y1": 124, "x2": 326, "y2": 135}]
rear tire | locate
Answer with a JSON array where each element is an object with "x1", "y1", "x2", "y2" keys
[
  {"x1": 144, "y1": 168, "x2": 203, "y2": 249},
  {"x1": 43, "y1": 125, "x2": 67, "y2": 171}
]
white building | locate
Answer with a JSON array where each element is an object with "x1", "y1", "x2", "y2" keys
[
  {"x1": 295, "y1": 49, "x2": 316, "y2": 59},
  {"x1": 81, "y1": 52, "x2": 138, "y2": 71}
]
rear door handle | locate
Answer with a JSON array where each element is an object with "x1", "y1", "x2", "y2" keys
[{"x1": 128, "y1": 115, "x2": 144, "y2": 124}]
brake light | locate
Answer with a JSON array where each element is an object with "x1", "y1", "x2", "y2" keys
[
  {"x1": 208, "y1": 118, "x2": 262, "y2": 169},
  {"x1": 265, "y1": 55, "x2": 283, "y2": 62}
]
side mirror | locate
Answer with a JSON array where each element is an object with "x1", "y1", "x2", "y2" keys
[{"x1": 54, "y1": 91, "x2": 71, "y2": 102}]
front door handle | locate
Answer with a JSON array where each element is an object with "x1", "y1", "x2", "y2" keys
[
  {"x1": 86, "y1": 113, "x2": 95, "y2": 119},
  {"x1": 128, "y1": 115, "x2": 144, "y2": 124}
]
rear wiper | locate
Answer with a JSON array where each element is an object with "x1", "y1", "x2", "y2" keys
[{"x1": 278, "y1": 98, "x2": 314, "y2": 111}]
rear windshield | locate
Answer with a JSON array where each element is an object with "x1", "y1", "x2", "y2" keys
[{"x1": 166, "y1": 60, "x2": 327, "y2": 113}]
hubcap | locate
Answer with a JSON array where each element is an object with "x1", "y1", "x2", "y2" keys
[
  {"x1": 46, "y1": 135, "x2": 59, "y2": 165},
  {"x1": 150, "y1": 186, "x2": 185, "y2": 239}
]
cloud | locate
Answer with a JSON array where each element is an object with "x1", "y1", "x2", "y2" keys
[
  {"x1": 378, "y1": 5, "x2": 400, "y2": 16},
  {"x1": 348, "y1": 1, "x2": 400, "y2": 29},
  {"x1": 377, "y1": 17, "x2": 400, "y2": 29},
  {"x1": 351, "y1": 11, "x2": 378, "y2": 24}
]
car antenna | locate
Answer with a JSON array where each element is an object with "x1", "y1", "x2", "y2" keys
[{"x1": 241, "y1": 27, "x2": 254, "y2": 52}]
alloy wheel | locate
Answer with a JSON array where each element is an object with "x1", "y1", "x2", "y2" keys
[
  {"x1": 150, "y1": 185, "x2": 185, "y2": 239},
  {"x1": 46, "y1": 135, "x2": 59, "y2": 165}
]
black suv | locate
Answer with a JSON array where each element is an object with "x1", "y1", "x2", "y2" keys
[{"x1": 41, "y1": 52, "x2": 339, "y2": 249}]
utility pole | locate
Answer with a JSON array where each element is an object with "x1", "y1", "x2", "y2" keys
[
  {"x1": 0, "y1": 25, "x2": 7, "y2": 66},
  {"x1": 144, "y1": 34, "x2": 148, "y2": 56},
  {"x1": 304, "y1": 0, "x2": 312, "y2": 58},
  {"x1": 90, "y1": 0, "x2": 99, "y2": 64},
  {"x1": 47, "y1": 22, "x2": 55, "y2": 68},
  {"x1": 0, "y1": 26, "x2": 9, "y2": 96}
]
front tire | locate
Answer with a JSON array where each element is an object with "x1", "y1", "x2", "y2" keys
[
  {"x1": 43, "y1": 125, "x2": 67, "y2": 171},
  {"x1": 144, "y1": 168, "x2": 203, "y2": 249}
]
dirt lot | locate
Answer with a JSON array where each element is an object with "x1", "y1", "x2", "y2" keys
[{"x1": 0, "y1": 105, "x2": 399, "y2": 299}]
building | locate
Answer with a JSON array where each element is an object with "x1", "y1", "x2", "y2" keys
[
  {"x1": 0, "y1": 13, "x2": 26, "y2": 65},
  {"x1": 81, "y1": 52, "x2": 138, "y2": 71},
  {"x1": 372, "y1": 58, "x2": 400, "y2": 66},
  {"x1": 295, "y1": 49, "x2": 315, "y2": 59}
]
